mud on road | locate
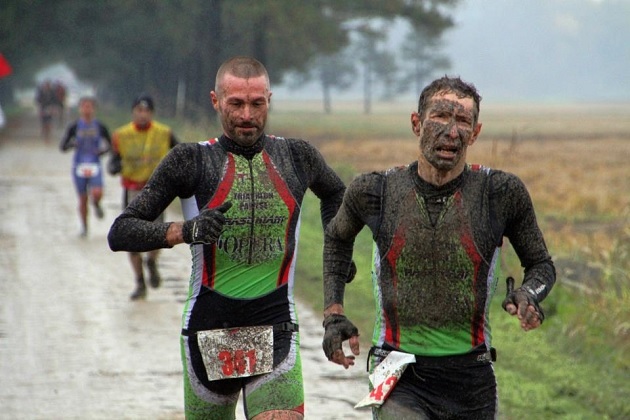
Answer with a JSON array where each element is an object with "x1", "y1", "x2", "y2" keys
[{"x1": 0, "y1": 113, "x2": 370, "y2": 420}]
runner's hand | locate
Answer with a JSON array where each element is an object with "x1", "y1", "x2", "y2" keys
[
  {"x1": 502, "y1": 277, "x2": 545, "y2": 331},
  {"x1": 182, "y1": 202, "x2": 232, "y2": 244},
  {"x1": 107, "y1": 153, "x2": 122, "y2": 175},
  {"x1": 61, "y1": 138, "x2": 76, "y2": 151},
  {"x1": 322, "y1": 314, "x2": 360, "y2": 369}
]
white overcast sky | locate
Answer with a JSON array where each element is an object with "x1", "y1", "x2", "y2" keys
[{"x1": 438, "y1": 0, "x2": 630, "y2": 103}]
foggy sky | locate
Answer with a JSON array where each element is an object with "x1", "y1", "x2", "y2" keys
[
  {"x1": 275, "y1": 0, "x2": 630, "y2": 104},
  {"x1": 36, "y1": 1, "x2": 630, "y2": 105},
  {"x1": 443, "y1": 0, "x2": 630, "y2": 103}
]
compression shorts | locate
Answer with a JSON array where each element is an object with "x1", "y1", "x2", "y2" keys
[{"x1": 180, "y1": 330, "x2": 304, "y2": 419}]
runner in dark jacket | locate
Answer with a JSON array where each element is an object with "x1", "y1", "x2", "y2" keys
[
  {"x1": 322, "y1": 76, "x2": 555, "y2": 419},
  {"x1": 108, "y1": 56, "x2": 346, "y2": 419}
]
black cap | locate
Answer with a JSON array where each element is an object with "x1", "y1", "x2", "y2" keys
[{"x1": 132, "y1": 93, "x2": 154, "y2": 111}]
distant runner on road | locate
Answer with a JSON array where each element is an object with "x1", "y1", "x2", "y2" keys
[
  {"x1": 36, "y1": 80, "x2": 57, "y2": 143},
  {"x1": 108, "y1": 93, "x2": 178, "y2": 300},
  {"x1": 59, "y1": 96, "x2": 111, "y2": 237},
  {"x1": 108, "y1": 56, "x2": 349, "y2": 419}
]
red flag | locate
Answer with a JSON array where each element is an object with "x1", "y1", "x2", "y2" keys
[{"x1": 0, "y1": 54, "x2": 13, "y2": 78}]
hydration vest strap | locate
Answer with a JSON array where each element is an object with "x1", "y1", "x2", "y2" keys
[{"x1": 181, "y1": 322, "x2": 299, "y2": 337}]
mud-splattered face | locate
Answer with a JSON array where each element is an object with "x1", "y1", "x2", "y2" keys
[
  {"x1": 411, "y1": 92, "x2": 481, "y2": 180},
  {"x1": 211, "y1": 74, "x2": 271, "y2": 147}
]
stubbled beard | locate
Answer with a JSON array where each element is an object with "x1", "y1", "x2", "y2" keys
[
  {"x1": 222, "y1": 116, "x2": 263, "y2": 146},
  {"x1": 233, "y1": 128, "x2": 259, "y2": 145}
]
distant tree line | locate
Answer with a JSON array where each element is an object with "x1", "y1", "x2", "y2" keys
[{"x1": 0, "y1": 0, "x2": 458, "y2": 117}]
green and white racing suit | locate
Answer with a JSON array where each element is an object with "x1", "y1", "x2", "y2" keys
[{"x1": 109, "y1": 134, "x2": 345, "y2": 418}]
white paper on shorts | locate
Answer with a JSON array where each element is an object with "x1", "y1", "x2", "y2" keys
[{"x1": 355, "y1": 350, "x2": 416, "y2": 409}]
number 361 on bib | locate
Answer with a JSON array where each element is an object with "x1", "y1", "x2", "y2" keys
[{"x1": 197, "y1": 326, "x2": 274, "y2": 381}]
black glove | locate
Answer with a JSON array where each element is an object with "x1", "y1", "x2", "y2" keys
[
  {"x1": 322, "y1": 314, "x2": 359, "y2": 361},
  {"x1": 501, "y1": 276, "x2": 545, "y2": 323},
  {"x1": 182, "y1": 202, "x2": 232, "y2": 244},
  {"x1": 107, "y1": 153, "x2": 122, "y2": 175}
]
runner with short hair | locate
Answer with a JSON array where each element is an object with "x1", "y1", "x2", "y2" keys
[
  {"x1": 322, "y1": 76, "x2": 556, "y2": 419},
  {"x1": 108, "y1": 56, "x2": 348, "y2": 419}
]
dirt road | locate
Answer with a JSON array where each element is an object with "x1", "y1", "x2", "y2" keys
[{"x1": 0, "y1": 112, "x2": 370, "y2": 419}]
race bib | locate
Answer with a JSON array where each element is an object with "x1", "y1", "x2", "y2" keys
[
  {"x1": 75, "y1": 163, "x2": 100, "y2": 178},
  {"x1": 355, "y1": 351, "x2": 416, "y2": 409},
  {"x1": 197, "y1": 325, "x2": 274, "y2": 381}
]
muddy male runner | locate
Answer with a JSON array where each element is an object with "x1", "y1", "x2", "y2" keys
[
  {"x1": 322, "y1": 76, "x2": 556, "y2": 419},
  {"x1": 108, "y1": 56, "x2": 347, "y2": 419}
]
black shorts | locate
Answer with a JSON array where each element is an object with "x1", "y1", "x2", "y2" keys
[{"x1": 372, "y1": 350, "x2": 497, "y2": 419}]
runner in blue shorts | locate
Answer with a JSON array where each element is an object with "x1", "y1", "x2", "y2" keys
[{"x1": 60, "y1": 96, "x2": 111, "y2": 237}]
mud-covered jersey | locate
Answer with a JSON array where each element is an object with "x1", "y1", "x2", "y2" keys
[
  {"x1": 109, "y1": 134, "x2": 345, "y2": 332},
  {"x1": 60, "y1": 119, "x2": 111, "y2": 165},
  {"x1": 324, "y1": 162, "x2": 555, "y2": 356}
]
